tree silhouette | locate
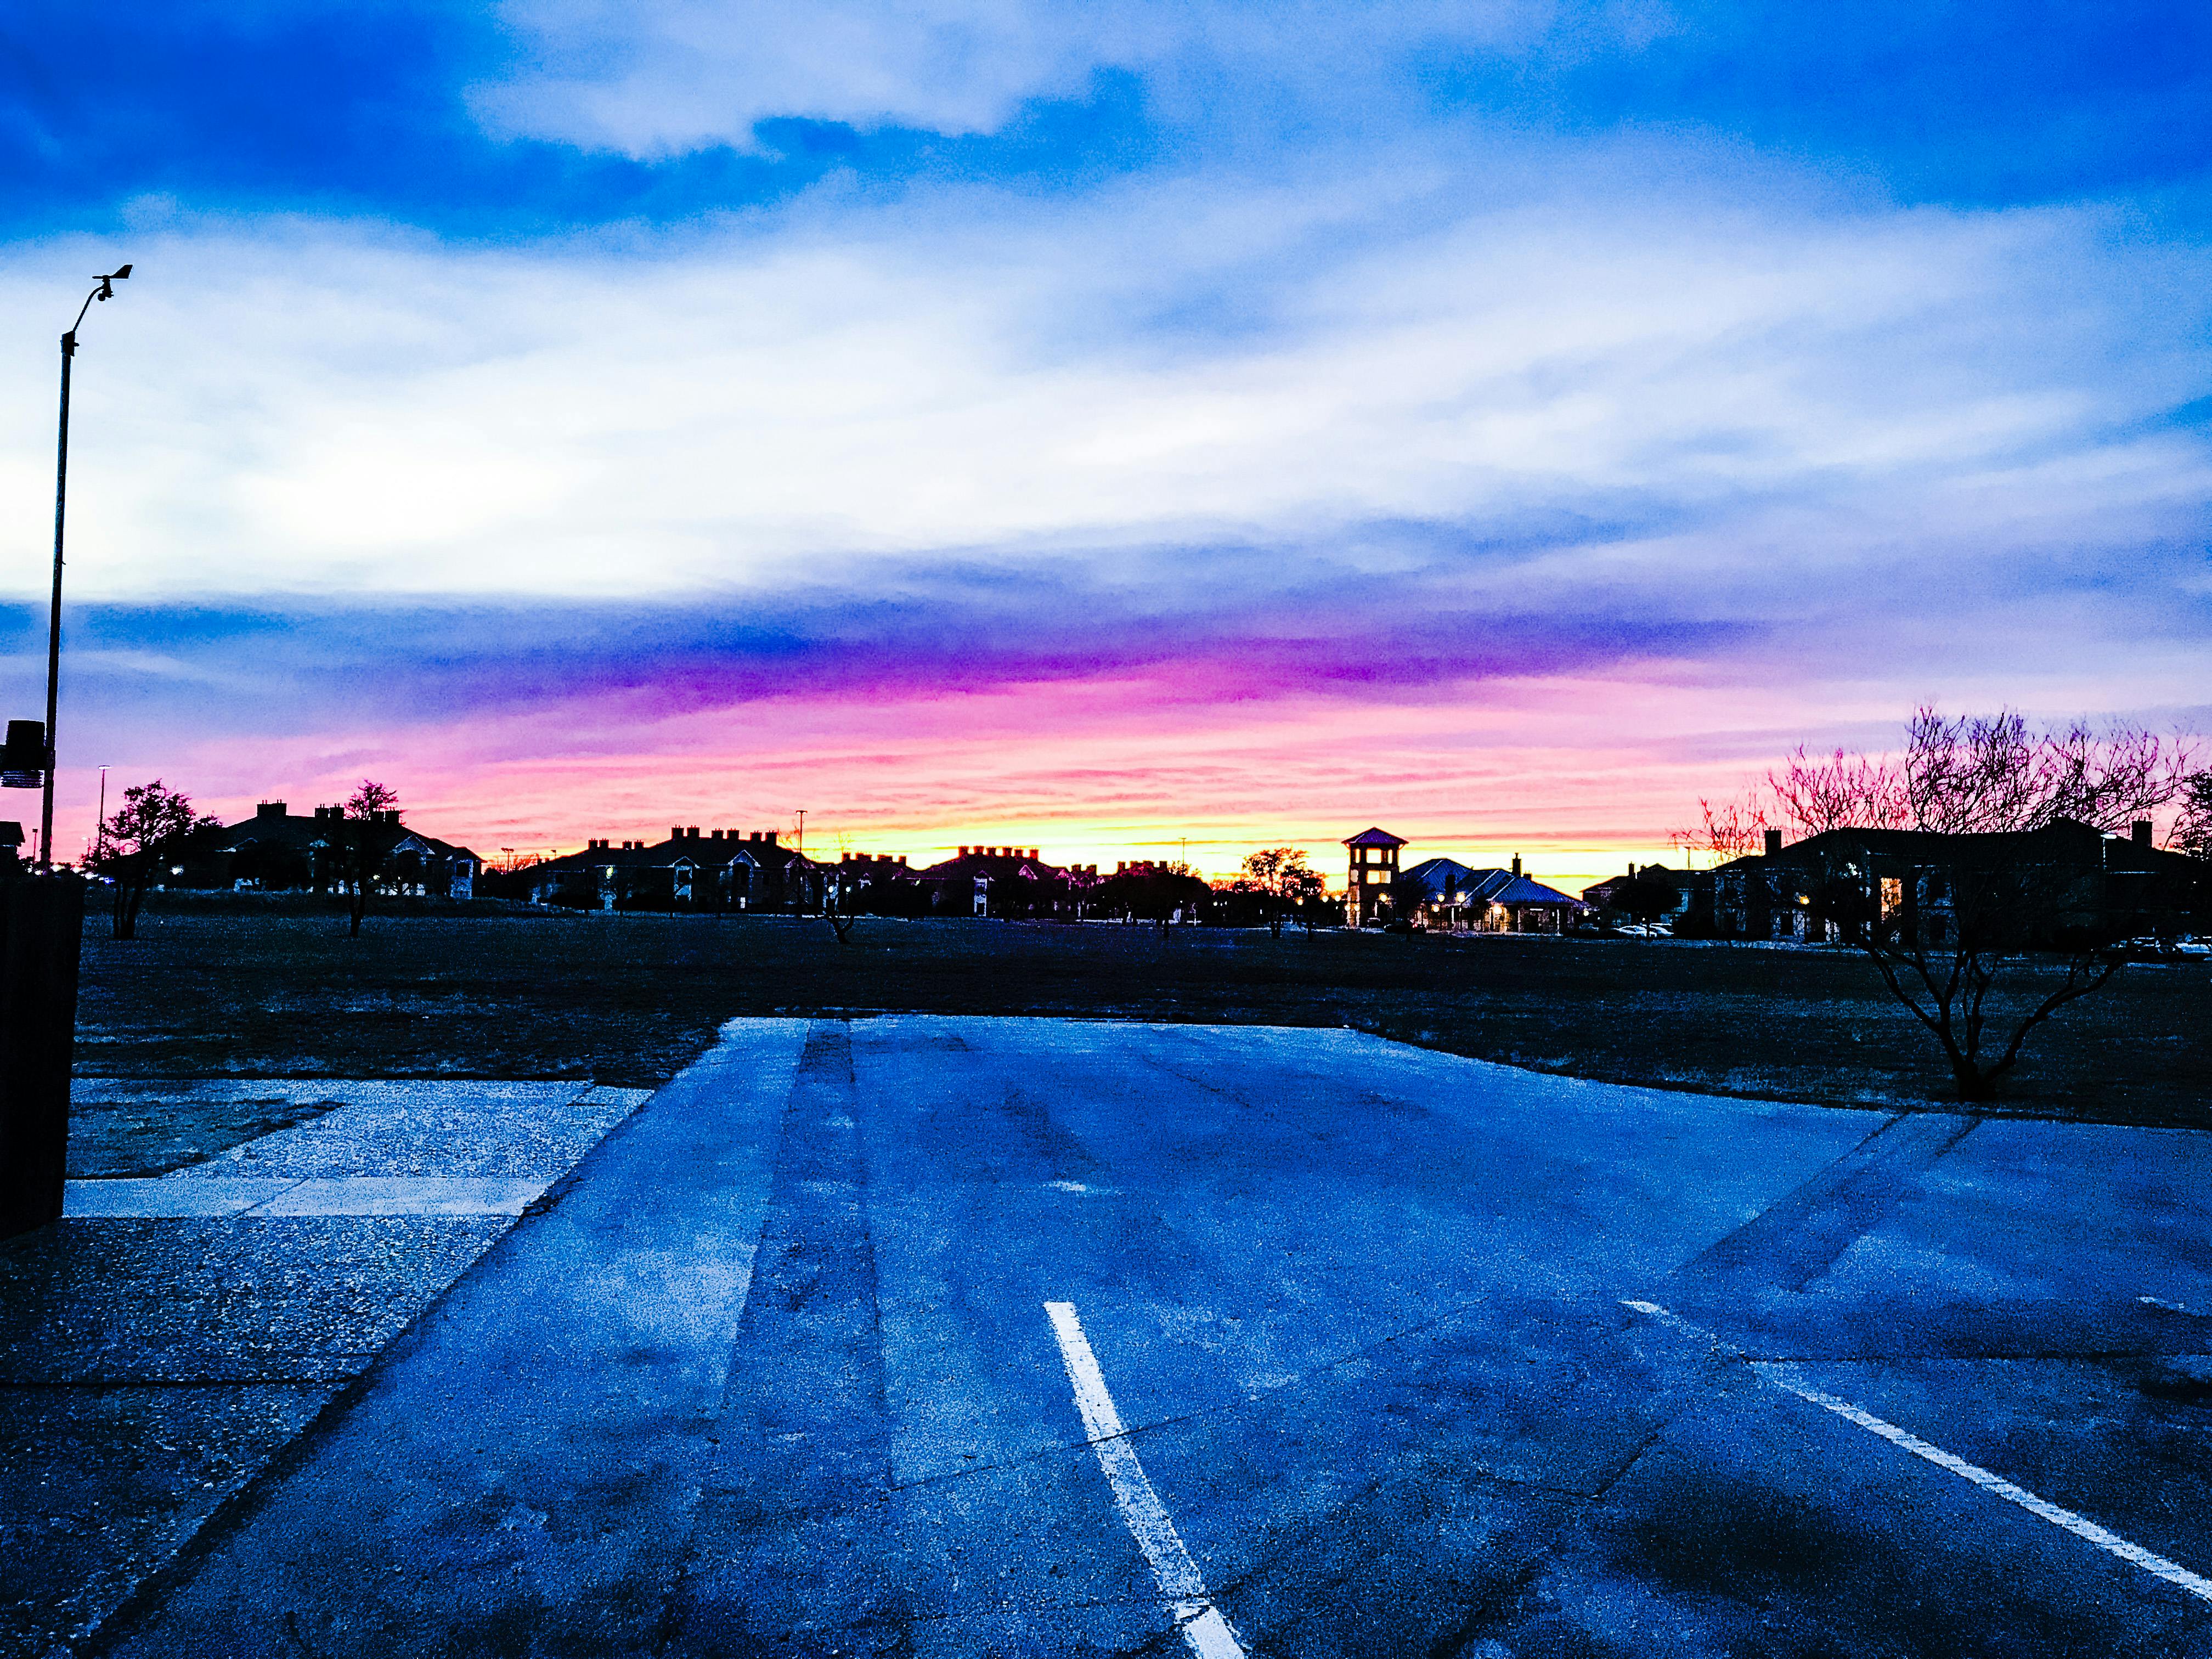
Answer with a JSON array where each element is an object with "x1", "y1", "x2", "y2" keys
[
  {"x1": 332, "y1": 781, "x2": 401, "y2": 938},
  {"x1": 1239, "y1": 847, "x2": 1318, "y2": 939},
  {"x1": 90, "y1": 781, "x2": 217, "y2": 940}
]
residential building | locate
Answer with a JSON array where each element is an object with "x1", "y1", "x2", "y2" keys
[
  {"x1": 525, "y1": 827, "x2": 825, "y2": 913},
  {"x1": 909, "y1": 846, "x2": 1084, "y2": 919},
  {"x1": 1713, "y1": 817, "x2": 2205, "y2": 945},
  {"x1": 184, "y1": 801, "x2": 481, "y2": 897}
]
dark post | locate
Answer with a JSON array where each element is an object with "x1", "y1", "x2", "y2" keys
[
  {"x1": 42, "y1": 330, "x2": 74, "y2": 874},
  {"x1": 38, "y1": 264, "x2": 131, "y2": 874},
  {"x1": 0, "y1": 875, "x2": 86, "y2": 1238}
]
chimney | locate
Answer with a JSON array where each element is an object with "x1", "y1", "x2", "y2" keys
[
  {"x1": 2132, "y1": 819, "x2": 2153, "y2": 846},
  {"x1": 1029, "y1": 849, "x2": 1039, "y2": 860},
  {"x1": 1511, "y1": 854, "x2": 1522, "y2": 877},
  {"x1": 257, "y1": 800, "x2": 286, "y2": 819},
  {"x1": 687, "y1": 826, "x2": 701, "y2": 839},
  {"x1": 765, "y1": 831, "x2": 778, "y2": 845},
  {"x1": 1627, "y1": 862, "x2": 1635, "y2": 879},
  {"x1": 958, "y1": 845, "x2": 969, "y2": 856},
  {"x1": 669, "y1": 826, "x2": 681, "y2": 840},
  {"x1": 710, "y1": 829, "x2": 722, "y2": 840},
  {"x1": 1763, "y1": 828, "x2": 1784, "y2": 857}
]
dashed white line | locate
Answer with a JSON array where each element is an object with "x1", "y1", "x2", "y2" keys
[
  {"x1": 1621, "y1": 1299, "x2": 2212, "y2": 1605},
  {"x1": 1044, "y1": 1301, "x2": 1249, "y2": 1658}
]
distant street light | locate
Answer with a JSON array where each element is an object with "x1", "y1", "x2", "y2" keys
[{"x1": 22, "y1": 265, "x2": 132, "y2": 872}]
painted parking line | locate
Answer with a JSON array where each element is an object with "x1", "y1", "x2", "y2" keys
[
  {"x1": 1622, "y1": 1300, "x2": 2212, "y2": 1606},
  {"x1": 1758, "y1": 1368, "x2": 2212, "y2": 1604},
  {"x1": 1044, "y1": 1301, "x2": 1248, "y2": 1659}
]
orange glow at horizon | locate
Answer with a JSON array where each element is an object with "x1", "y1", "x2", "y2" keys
[{"x1": 59, "y1": 659, "x2": 1939, "y2": 900}]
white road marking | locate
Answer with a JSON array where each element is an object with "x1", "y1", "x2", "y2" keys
[
  {"x1": 1044, "y1": 1301, "x2": 1250, "y2": 1658},
  {"x1": 1620, "y1": 1299, "x2": 1731, "y2": 1348},
  {"x1": 1759, "y1": 1370, "x2": 2212, "y2": 1604},
  {"x1": 1621, "y1": 1299, "x2": 2212, "y2": 1605}
]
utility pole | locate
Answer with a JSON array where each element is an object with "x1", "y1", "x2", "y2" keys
[
  {"x1": 93, "y1": 765, "x2": 109, "y2": 865},
  {"x1": 794, "y1": 809, "x2": 805, "y2": 859},
  {"x1": 41, "y1": 264, "x2": 132, "y2": 872}
]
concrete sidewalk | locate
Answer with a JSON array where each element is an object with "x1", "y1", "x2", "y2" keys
[
  {"x1": 0, "y1": 1077, "x2": 654, "y2": 1656},
  {"x1": 27, "y1": 1018, "x2": 2212, "y2": 1656}
]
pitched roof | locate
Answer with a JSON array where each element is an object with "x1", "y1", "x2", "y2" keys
[
  {"x1": 1739, "y1": 817, "x2": 2200, "y2": 876},
  {"x1": 213, "y1": 809, "x2": 476, "y2": 866},
  {"x1": 536, "y1": 833, "x2": 825, "y2": 876},
  {"x1": 1398, "y1": 858, "x2": 1585, "y2": 908},
  {"x1": 1488, "y1": 874, "x2": 1585, "y2": 907},
  {"x1": 1343, "y1": 827, "x2": 1408, "y2": 848},
  {"x1": 911, "y1": 850, "x2": 1068, "y2": 883}
]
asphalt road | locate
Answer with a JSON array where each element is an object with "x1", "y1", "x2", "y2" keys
[{"x1": 87, "y1": 1018, "x2": 2212, "y2": 1656}]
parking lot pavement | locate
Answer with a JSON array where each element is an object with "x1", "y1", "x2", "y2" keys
[
  {"x1": 65, "y1": 1018, "x2": 2212, "y2": 1656},
  {"x1": 0, "y1": 1079, "x2": 652, "y2": 1658}
]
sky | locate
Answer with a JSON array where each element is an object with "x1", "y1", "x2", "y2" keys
[{"x1": 3, "y1": 2, "x2": 2209, "y2": 889}]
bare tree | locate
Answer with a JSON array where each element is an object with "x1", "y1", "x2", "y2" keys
[
  {"x1": 1901, "y1": 708, "x2": 2192, "y2": 835},
  {"x1": 1815, "y1": 857, "x2": 2123, "y2": 1104},
  {"x1": 1689, "y1": 709, "x2": 2195, "y2": 851},
  {"x1": 90, "y1": 781, "x2": 218, "y2": 940},
  {"x1": 1693, "y1": 707, "x2": 2198, "y2": 1104},
  {"x1": 818, "y1": 862, "x2": 859, "y2": 945},
  {"x1": 1240, "y1": 847, "x2": 1317, "y2": 939},
  {"x1": 2173, "y1": 772, "x2": 2212, "y2": 861},
  {"x1": 1772, "y1": 746, "x2": 1910, "y2": 837},
  {"x1": 331, "y1": 781, "x2": 401, "y2": 938},
  {"x1": 1670, "y1": 796, "x2": 1772, "y2": 862}
]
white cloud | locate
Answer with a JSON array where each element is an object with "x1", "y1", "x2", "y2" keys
[
  {"x1": 472, "y1": 0, "x2": 1675, "y2": 155},
  {"x1": 0, "y1": 149, "x2": 2205, "y2": 614}
]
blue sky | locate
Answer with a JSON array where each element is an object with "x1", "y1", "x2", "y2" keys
[
  {"x1": 1, "y1": 2, "x2": 2208, "y2": 874},
  {"x1": 7, "y1": 4, "x2": 2210, "y2": 226}
]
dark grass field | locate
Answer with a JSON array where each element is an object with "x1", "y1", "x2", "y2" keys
[{"x1": 70, "y1": 903, "x2": 2211, "y2": 1172}]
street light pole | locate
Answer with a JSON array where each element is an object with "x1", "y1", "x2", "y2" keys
[{"x1": 43, "y1": 264, "x2": 131, "y2": 873}]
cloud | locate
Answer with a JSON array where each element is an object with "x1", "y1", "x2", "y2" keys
[
  {"x1": 473, "y1": 0, "x2": 2212, "y2": 210},
  {"x1": 470, "y1": 1, "x2": 1603, "y2": 156},
  {"x1": 3, "y1": 146, "x2": 2204, "y2": 619},
  {"x1": 5, "y1": 23, "x2": 2207, "y2": 878}
]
